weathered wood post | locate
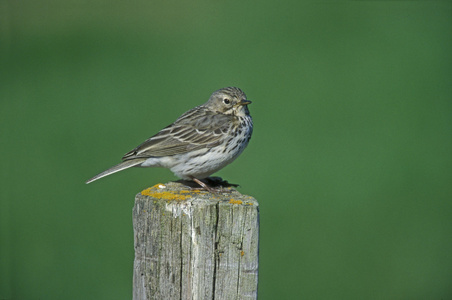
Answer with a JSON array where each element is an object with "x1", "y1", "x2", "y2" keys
[{"x1": 132, "y1": 181, "x2": 259, "y2": 300}]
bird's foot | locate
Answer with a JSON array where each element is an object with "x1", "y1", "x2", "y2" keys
[{"x1": 183, "y1": 177, "x2": 238, "y2": 193}]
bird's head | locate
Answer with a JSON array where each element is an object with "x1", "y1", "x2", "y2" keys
[{"x1": 206, "y1": 87, "x2": 251, "y2": 116}]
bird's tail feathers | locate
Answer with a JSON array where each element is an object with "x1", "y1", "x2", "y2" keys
[{"x1": 85, "y1": 158, "x2": 146, "y2": 184}]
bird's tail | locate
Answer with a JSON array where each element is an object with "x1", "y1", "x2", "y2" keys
[{"x1": 85, "y1": 158, "x2": 147, "y2": 184}]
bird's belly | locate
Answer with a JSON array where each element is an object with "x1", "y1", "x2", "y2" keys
[{"x1": 174, "y1": 138, "x2": 250, "y2": 180}]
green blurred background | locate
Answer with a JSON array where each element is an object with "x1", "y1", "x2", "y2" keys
[{"x1": 1, "y1": 1, "x2": 451, "y2": 299}]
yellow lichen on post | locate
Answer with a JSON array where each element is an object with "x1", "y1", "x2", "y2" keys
[
  {"x1": 229, "y1": 199, "x2": 243, "y2": 205},
  {"x1": 140, "y1": 188, "x2": 153, "y2": 196},
  {"x1": 141, "y1": 185, "x2": 191, "y2": 201}
]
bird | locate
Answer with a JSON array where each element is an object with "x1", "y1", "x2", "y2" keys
[{"x1": 86, "y1": 87, "x2": 253, "y2": 191}]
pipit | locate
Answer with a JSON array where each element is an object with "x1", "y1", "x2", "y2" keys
[{"x1": 86, "y1": 87, "x2": 253, "y2": 191}]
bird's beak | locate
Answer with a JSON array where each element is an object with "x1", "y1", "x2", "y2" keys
[{"x1": 238, "y1": 99, "x2": 252, "y2": 106}]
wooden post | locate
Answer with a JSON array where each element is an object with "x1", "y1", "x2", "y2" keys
[{"x1": 132, "y1": 181, "x2": 259, "y2": 300}]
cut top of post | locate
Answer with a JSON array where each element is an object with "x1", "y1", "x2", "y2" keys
[{"x1": 138, "y1": 181, "x2": 259, "y2": 210}]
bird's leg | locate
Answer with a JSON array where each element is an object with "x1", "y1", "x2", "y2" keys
[
  {"x1": 190, "y1": 177, "x2": 234, "y2": 193},
  {"x1": 191, "y1": 177, "x2": 215, "y2": 192}
]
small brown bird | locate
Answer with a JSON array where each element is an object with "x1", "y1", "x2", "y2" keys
[{"x1": 86, "y1": 87, "x2": 253, "y2": 191}]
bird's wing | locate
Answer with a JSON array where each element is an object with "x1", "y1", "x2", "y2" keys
[{"x1": 122, "y1": 107, "x2": 232, "y2": 160}]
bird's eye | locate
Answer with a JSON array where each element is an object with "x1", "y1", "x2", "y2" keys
[{"x1": 223, "y1": 98, "x2": 230, "y2": 105}]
